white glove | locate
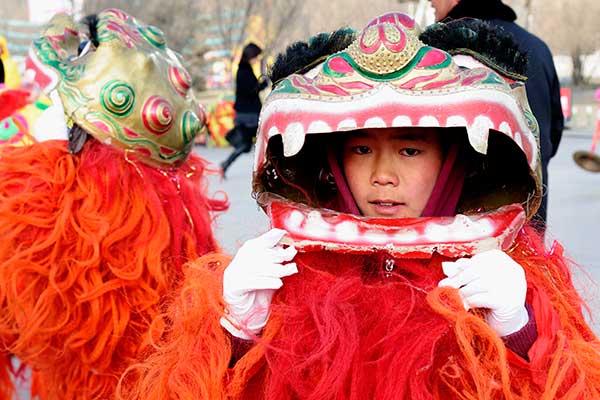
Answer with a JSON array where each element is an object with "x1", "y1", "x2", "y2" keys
[
  {"x1": 438, "y1": 249, "x2": 529, "y2": 337},
  {"x1": 221, "y1": 228, "x2": 298, "y2": 339},
  {"x1": 32, "y1": 90, "x2": 69, "y2": 142}
]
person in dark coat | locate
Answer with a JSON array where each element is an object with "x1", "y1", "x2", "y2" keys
[
  {"x1": 220, "y1": 43, "x2": 269, "y2": 177},
  {"x1": 1, "y1": 43, "x2": 6, "y2": 85},
  {"x1": 0, "y1": 58, "x2": 5, "y2": 85},
  {"x1": 429, "y1": 0, "x2": 564, "y2": 227}
]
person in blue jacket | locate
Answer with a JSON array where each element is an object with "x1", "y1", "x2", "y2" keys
[{"x1": 429, "y1": 0, "x2": 564, "y2": 227}]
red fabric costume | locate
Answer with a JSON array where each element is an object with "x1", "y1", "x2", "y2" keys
[{"x1": 121, "y1": 230, "x2": 600, "y2": 399}]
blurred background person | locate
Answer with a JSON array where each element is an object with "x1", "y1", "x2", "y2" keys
[
  {"x1": 429, "y1": 0, "x2": 564, "y2": 228},
  {"x1": 220, "y1": 42, "x2": 269, "y2": 177},
  {"x1": 0, "y1": 35, "x2": 21, "y2": 89}
]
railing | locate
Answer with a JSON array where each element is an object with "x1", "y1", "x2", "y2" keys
[{"x1": 0, "y1": 18, "x2": 43, "y2": 60}]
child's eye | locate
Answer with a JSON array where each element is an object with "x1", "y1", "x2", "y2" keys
[
  {"x1": 400, "y1": 148, "x2": 420, "y2": 156},
  {"x1": 352, "y1": 145, "x2": 371, "y2": 155}
]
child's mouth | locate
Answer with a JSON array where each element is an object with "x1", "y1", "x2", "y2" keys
[
  {"x1": 369, "y1": 200, "x2": 405, "y2": 216},
  {"x1": 370, "y1": 200, "x2": 401, "y2": 207}
]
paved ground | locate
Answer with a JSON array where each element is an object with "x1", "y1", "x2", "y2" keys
[
  {"x1": 546, "y1": 130, "x2": 600, "y2": 272},
  {"x1": 545, "y1": 130, "x2": 600, "y2": 331}
]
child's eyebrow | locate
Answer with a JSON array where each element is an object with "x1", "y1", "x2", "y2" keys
[
  {"x1": 391, "y1": 132, "x2": 431, "y2": 142},
  {"x1": 346, "y1": 131, "x2": 369, "y2": 138},
  {"x1": 346, "y1": 130, "x2": 433, "y2": 141}
]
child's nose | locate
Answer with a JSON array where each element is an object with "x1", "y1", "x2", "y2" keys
[{"x1": 371, "y1": 154, "x2": 399, "y2": 186}]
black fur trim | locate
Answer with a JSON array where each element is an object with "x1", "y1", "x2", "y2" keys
[
  {"x1": 0, "y1": 59, "x2": 5, "y2": 84},
  {"x1": 269, "y1": 28, "x2": 356, "y2": 85},
  {"x1": 419, "y1": 18, "x2": 528, "y2": 79},
  {"x1": 80, "y1": 14, "x2": 99, "y2": 47},
  {"x1": 68, "y1": 123, "x2": 90, "y2": 155}
]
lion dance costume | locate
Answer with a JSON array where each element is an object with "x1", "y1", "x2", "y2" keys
[
  {"x1": 0, "y1": 9, "x2": 227, "y2": 399},
  {"x1": 122, "y1": 13, "x2": 600, "y2": 399}
]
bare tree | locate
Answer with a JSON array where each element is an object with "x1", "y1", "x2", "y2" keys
[
  {"x1": 528, "y1": 0, "x2": 600, "y2": 85},
  {"x1": 300, "y1": 0, "x2": 412, "y2": 39},
  {"x1": 209, "y1": 0, "x2": 259, "y2": 61},
  {"x1": 259, "y1": 0, "x2": 303, "y2": 56},
  {"x1": 83, "y1": 0, "x2": 202, "y2": 52},
  {"x1": 201, "y1": 0, "x2": 303, "y2": 62},
  {"x1": 82, "y1": 0, "x2": 214, "y2": 88}
]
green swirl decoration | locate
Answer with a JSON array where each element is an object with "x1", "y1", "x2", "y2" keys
[
  {"x1": 33, "y1": 38, "x2": 85, "y2": 81},
  {"x1": 181, "y1": 110, "x2": 201, "y2": 144},
  {"x1": 272, "y1": 78, "x2": 301, "y2": 94},
  {"x1": 85, "y1": 110, "x2": 188, "y2": 164},
  {"x1": 100, "y1": 80, "x2": 136, "y2": 117},
  {"x1": 58, "y1": 82, "x2": 93, "y2": 120},
  {"x1": 87, "y1": 110, "x2": 158, "y2": 152},
  {"x1": 524, "y1": 109, "x2": 539, "y2": 137},
  {"x1": 138, "y1": 25, "x2": 166, "y2": 49}
]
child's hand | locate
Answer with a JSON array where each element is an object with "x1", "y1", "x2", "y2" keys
[
  {"x1": 221, "y1": 228, "x2": 298, "y2": 339},
  {"x1": 439, "y1": 249, "x2": 529, "y2": 337}
]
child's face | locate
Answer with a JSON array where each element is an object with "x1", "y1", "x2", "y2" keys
[{"x1": 342, "y1": 127, "x2": 444, "y2": 218}]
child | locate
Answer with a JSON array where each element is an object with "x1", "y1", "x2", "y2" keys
[
  {"x1": 0, "y1": 9, "x2": 227, "y2": 399},
  {"x1": 121, "y1": 14, "x2": 600, "y2": 399}
]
